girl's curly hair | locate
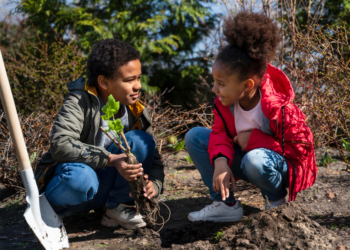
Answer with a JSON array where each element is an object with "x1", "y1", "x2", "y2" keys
[
  {"x1": 87, "y1": 39, "x2": 141, "y2": 86},
  {"x1": 216, "y1": 11, "x2": 281, "y2": 81}
]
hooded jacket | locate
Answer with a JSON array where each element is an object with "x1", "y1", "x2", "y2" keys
[
  {"x1": 209, "y1": 64, "x2": 317, "y2": 201},
  {"x1": 34, "y1": 77, "x2": 164, "y2": 196}
]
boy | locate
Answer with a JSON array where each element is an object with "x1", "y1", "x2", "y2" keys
[{"x1": 34, "y1": 39, "x2": 164, "y2": 229}]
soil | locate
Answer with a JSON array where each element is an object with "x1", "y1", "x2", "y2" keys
[{"x1": 1, "y1": 146, "x2": 350, "y2": 250}]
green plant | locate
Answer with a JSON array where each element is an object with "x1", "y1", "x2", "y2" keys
[
  {"x1": 184, "y1": 155, "x2": 194, "y2": 164},
  {"x1": 5, "y1": 199, "x2": 21, "y2": 211},
  {"x1": 342, "y1": 225, "x2": 348, "y2": 230},
  {"x1": 330, "y1": 224, "x2": 337, "y2": 230},
  {"x1": 320, "y1": 151, "x2": 337, "y2": 166},
  {"x1": 213, "y1": 231, "x2": 224, "y2": 242},
  {"x1": 29, "y1": 152, "x2": 37, "y2": 164},
  {"x1": 101, "y1": 94, "x2": 160, "y2": 223},
  {"x1": 168, "y1": 139, "x2": 185, "y2": 151},
  {"x1": 343, "y1": 140, "x2": 350, "y2": 152}
]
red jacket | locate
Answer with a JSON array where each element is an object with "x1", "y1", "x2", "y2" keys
[{"x1": 208, "y1": 64, "x2": 317, "y2": 201}]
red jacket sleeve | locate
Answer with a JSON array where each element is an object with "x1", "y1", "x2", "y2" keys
[
  {"x1": 208, "y1": 108, "x2": 235, "y2": 166},
  {"x1": 246, "y1": 103, "x2": 313, "y2": 162}
]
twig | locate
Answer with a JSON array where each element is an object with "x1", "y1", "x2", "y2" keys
[
  {"x1": 120, "y1": 131, "x2": 131, "y2": 152},
  {"x1": 99, "y1": 126, "x2": 127, "y2": 152},
  {"x1": 165, "y1": 173, "x2": 185, "y2": 189}
]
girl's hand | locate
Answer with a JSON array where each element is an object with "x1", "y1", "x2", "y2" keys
[
  {"x1": 233, "y1": 130, "x2": 252, "y2": 151},
  {"x1": 130, "y1": 174, "x2": 155, "y2": 199},
  {"x1": 213, "y1": 158, "x2": 237, "y2": 201}
]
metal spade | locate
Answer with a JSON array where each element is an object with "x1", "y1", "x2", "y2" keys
[{"x1": 0, "y1": 50, "x2": 69, "y2": 250}]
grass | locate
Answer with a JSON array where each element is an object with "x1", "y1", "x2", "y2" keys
[
  {"x1": 320, "y1": 151, "x2": 337, "y2": 166},
  {"x1": 213, "y1": 231, "x2": 224, "y2": 242},
  {"x1": 4, "y1": 199, "x2": 21, "y2": 211}
]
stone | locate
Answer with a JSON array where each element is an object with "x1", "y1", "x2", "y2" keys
[{"x1": 325, "y1": 192, "x2": 335, "y2": 199}]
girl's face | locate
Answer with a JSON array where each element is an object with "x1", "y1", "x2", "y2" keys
[
  {"x1": 211, "y1": 61, "x2": 246, "y2": 107},
  {"x1": 99, "y1": 59, "x2": 142, "y2": 106}
]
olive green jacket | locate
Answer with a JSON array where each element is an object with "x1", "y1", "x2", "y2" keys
[{"x1": 34, "y1": 77, "x2": 164, "y2": 196}]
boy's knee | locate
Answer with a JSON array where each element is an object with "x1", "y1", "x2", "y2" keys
[
  {"x1": 58, "y1": 163, "x2": 99, "y2": 199},
  {"x1": 126, "y1": 130, "x2": 155, "y2": 151}
]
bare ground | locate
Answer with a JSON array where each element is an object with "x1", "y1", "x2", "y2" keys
[{"x1": 0, "y1": 146, "x2": 350, "y2": 250}]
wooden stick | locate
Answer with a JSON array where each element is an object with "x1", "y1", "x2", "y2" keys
[
  {"x1": 120, "y1": 131, "x2": 131, "y2": 152},
  {"x1": 165, "y1": 173, "x2": 185, "y2": 189},
  {"x1": 99, "y1": 126, "x2": 127, "y2": 152}
]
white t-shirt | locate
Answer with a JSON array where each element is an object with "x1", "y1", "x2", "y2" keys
[{"x1": 234, "y1": 89, "x2": 262, "y2": 135}]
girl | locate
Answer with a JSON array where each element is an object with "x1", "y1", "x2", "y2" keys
[{"x1": 185, "y1": 12, "x2": 317, "y2": 222}]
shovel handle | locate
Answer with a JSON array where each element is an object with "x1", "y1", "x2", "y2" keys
[{"x1": 0, "y1": 50, "x2": 31, "y2": 171}]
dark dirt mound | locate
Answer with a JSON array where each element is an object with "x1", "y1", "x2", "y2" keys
[{"x1": 160, "y1": 202, "x2": 335, "y2": 250}]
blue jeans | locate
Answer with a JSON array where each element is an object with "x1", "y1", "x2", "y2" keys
[
  {"x1": 185, "y1": 127, "x2": 289, "y2": 202},
  {"x1": 45, "y1": 130, "x2": 156, "y2": 216}
]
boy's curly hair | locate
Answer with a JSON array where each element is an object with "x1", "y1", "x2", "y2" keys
[
  {"x1": 87, "y1": 39, "x2": 141, "y2": 86},
  {"x1": 216, "y1": 11, "x2": 281, "y2": 81}
]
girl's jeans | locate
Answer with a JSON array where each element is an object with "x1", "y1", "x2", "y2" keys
[
  {"x1": 185, "y1": 127, "x2": 289, "y2": 203},
  {"x1": 45, "y1": 130, "x2": 155, "y2": 216}
]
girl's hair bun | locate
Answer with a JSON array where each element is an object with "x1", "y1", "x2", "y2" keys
[{"x1": 223, "y1": 11, "x2": 281, "y2": 61}]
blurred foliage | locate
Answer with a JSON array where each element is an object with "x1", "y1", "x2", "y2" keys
[
  {"x1": 0, "y1": 19, "x2": 86, "y2": 115},
  {"x1": 15, "y1": 0, "x2": 219, "y2": 109},
  {"x1": 294, "y1": 0, "x2": 350, "y2": 27}
]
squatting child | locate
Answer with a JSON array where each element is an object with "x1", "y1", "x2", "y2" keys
[
  {"x1": 185, "y1": 12, "x2": 317, "y2": 222},
  {"x1": 35, "y1": 39, "x2": 164, "y2": 229}
]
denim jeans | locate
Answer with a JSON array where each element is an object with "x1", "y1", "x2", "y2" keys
[
  {"x1": 45, "y1": 130, "x2": 155, "y2": 216},
  {"x1": 185, "y1": 127, "x2": 289, "y2": 202}
]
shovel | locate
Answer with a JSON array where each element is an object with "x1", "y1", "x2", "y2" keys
[{"x1": 0, "y1": 50, "x2": 69, "y2": 250}]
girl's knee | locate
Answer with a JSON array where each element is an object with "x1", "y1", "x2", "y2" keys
[
  {"x1": 185, "y1": 127, "x2": 211, "y2": 149},
  {"x1": 241, "y1": 149, "x2": 266, "y2": 177}
]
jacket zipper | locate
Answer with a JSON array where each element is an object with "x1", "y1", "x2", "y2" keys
[{"x1": 213, "y1": 103, "x2": 233, "y2": 139}]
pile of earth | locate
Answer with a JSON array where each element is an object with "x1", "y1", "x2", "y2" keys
[{"x1": 159, "y1": 202, "x2": 336, "y2": 250}]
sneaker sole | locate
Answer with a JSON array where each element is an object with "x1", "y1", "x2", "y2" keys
[
  {"x1": 101, "y1": 215, "x2": 146, "y2": 229},
  {"x1": 188, "y1": 214, "x2": 243, "y2": 223}
]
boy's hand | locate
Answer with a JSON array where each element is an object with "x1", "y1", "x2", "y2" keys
[
  {"x1": 107, "y1": 153, "x2": 143, "y2": 181},
  {"x1": 233, "y1": 130, "x2": 252, "y2": 151},
  {"x1": 213, "y1": 158, "x2": 237, "y2": 201},
  {"x1": 129, "y1": 174, "x2": 156, "y2": 199}
]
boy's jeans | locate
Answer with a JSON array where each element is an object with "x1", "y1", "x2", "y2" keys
[
  {"x1": 185, "y1": 127, "x2": 289, "y2": 203},
  {"x1": 45, "y1": 130, "x2": 155, "y2": 216}
]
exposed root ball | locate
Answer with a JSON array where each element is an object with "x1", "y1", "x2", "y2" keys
[{"x1": 127, "y1": 153, "x2": 161, "y2": 225}]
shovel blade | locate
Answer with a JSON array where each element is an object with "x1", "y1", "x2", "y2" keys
[{"x1": 24, "y1": 194, "x2": 69, "y2": 250}]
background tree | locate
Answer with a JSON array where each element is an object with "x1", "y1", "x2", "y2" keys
[{"x1": 15, "y1": 0, "x2": 219, "y2": 108}]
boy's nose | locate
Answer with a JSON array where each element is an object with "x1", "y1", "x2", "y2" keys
[{"x1": 133, "y1": 80, "x2": 142, "y2": 91}]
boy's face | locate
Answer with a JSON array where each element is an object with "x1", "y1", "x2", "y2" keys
[{"x1": 99, "y1": 59, "x2": 142, "y2": 106}]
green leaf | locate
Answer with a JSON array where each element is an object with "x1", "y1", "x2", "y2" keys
[
  {"x1": 101, "y1": 94, "x2": 120, "y2": 120},
  {"x1": 107, "y1": 119, "x2": 124, "y2": 133}
]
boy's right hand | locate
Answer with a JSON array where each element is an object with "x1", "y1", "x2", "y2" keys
[
  {"x1": 213, "y1": 158, "x2": 237, "y2": 201},
  {"x1": 107, "y1": 153, "x2": 143, "y2": 181}
]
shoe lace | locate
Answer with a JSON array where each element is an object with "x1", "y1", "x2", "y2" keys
[
  {"x1": 120, "y1": 206, "x2": 136, "y2": 215},
  {"x1": 203, "y1": 201, "x2": 221, "y2": 212}
]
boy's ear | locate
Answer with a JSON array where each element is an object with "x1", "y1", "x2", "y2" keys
[
  {"x1": 97, "y1": 75, "x2": 109, "y2": 90},
  {"x1": 244, "y1": 79, "x2": 255, "y2": 91}
]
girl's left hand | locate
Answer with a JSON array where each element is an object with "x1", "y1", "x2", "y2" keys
[
  {"x1": 233, "y1": 130, "x2": 252, "y2": 151},
  {"x1": 129, "y1": 174, "x2": 155, "y2": 199}
]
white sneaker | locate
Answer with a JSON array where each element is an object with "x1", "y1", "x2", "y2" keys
[
  {"x1": 101, "y1": 204, "x2": 146, "y2": 229},
  {"x1": 265, "y1": 197, "x2": 286, "y2": 210},
  {"x1": 188, "y1": 201, "x2": 243, "y2": 222}
]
